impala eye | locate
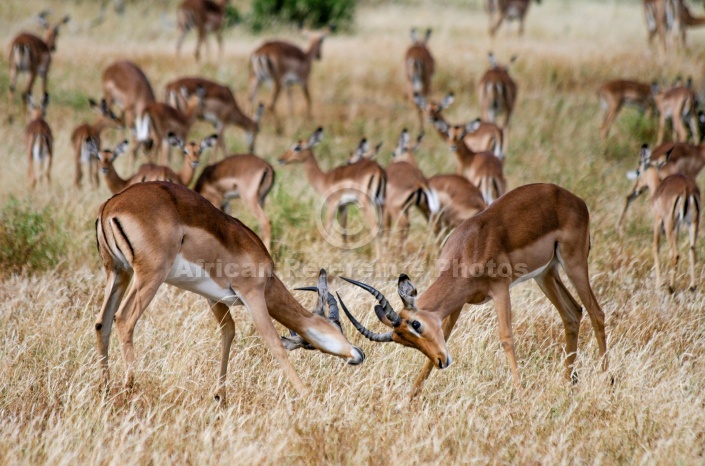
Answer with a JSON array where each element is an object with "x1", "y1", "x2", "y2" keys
[{"x1": 411, "y1": 320, "x2": 422, "y2": 332}]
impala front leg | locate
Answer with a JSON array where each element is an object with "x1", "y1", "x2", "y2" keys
[
  {"x1": 492, "y1": 284, "x2": 521, "y2": 389},
  {"x1": 209, "y1": 301, "x2": 235, "y2": 405}
]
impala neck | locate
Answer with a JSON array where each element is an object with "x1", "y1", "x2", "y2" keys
[
  {"x1": 643, "y1": 168, "x2": 664, "y2": 196},
  {"x1": 264, "y1": 275, "x2": 318, "y2": 330},
  {"x1": 178, "y1": 159, "x2": 196, "y2": 186},
  {"x1": 103, "y1": 165, "x2": 129, "y2": 194},
  {"x1": 301, "y1": 152, "x2": 328, "y2": 194},
  {"x1": 226, "y1": 104, "x2": 257, "y2": 132},
  {"x1": 453, "y1": 139, "x2": 476, "y2": 173},
  {"x1": 417, "y1": 270, "x2": 473, "y2": 320},
  {"x1": 305, "y1": 38, "x2": 323, "y2": 67}
]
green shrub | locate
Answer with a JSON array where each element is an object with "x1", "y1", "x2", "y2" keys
[
  {"x1": 224, "y1": 4, "x2": 242, "y2": 28},
  {"x1": 0, "y1": 198, "x2": 67, "y2": 276},
  {"x1": 250, "y1": 0, "x2": 355, "y2": 31}
]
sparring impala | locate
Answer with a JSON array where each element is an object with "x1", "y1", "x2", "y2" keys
[
  {"x1": 654, "y1": 83, "x2": 699, "y2": 145},
  {"x1": 24, "y1": 93, "x2": 53, "y2": 189},
  {"x1": 165, "y1": 77, "x2": 263, "y2": 155},
  {"x1": 404, "y1": 28, "x2": 435, "y2": 126},
  {"x1": 414, "y1": 92, "x2": 505, "y2": 156},
  {"x1": 598, "y1": 80, "x2": 655, "y2": 140},
  {"x1": 176, "y1": 0, "x2": 229, "y2": 61},
  {"x1": 8, "y1": 11, "x2": 70, "y2": 109},
  {"x1": 488, "y1": 0, "x2": 539, "y2": 36},
  {"x1": 618, "y1": 141, "x2": 705, "y2": 231},
  {"x1": 71, "y1": 98, "x2": 124, "y2": 188},
  {"x1": 95, "y1": 182, "x2": 364, "y2": 404},
  {"x1": 249, "y1": 28, "x2": 329, "y2": 132},
  {"x1": 435, "y1": 119, "x2": 507, "y2": 204},
  {"x1": 194, "y1": 152, "x2": 275, "y2": 251},
  {"x1": 478, "y1": 53, "x2": 518, "y2": 129},
  {"x1": 278, "y1": 128, "x2": 386, "y2": 249},
  {"x1": 338, "y1": 183, "x2": 608, "y2": 399},
  {"x1": 102, "y1": 61, "x2": 157, "y2": 166},
  {"x1": 630, "y1": 145, "x2": 701, "y2": 292}
]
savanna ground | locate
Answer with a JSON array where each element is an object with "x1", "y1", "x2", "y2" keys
[{"x1": 1, "y1": 0, "x2": 705, "y2": 463}]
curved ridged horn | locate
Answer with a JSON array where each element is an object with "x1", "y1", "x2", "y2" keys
[
  {"x1": 296, "y1": 285, "x2": 341, "y2": 327},
  {"x1": 337, "y1": 292, "x2": 393, "y2": 343},
  {"x1": 339, "y1": 276, "x2": 401, "y2": 327}
]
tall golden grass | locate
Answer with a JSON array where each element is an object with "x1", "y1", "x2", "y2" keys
[{"x1": 1, "y1": 0, "x2": 705, "y2": 463}]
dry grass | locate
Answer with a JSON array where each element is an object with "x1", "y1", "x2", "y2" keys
[{"x1": 1, "y1": 0, "x2": 705, "y2": 463}]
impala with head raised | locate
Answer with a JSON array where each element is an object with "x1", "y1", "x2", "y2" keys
[
  {"x1": 654, "y1": 82, "x2": 699, "y2": 145},
  {"x1": 404, "y1": 28, "x2": 435, "y2": 126},
  {"x1": 478, "y1": 53, "x2": 518, "y2": 130},
  {"x1": 488, "y1": 0, "x2": 539, "y2": 36},
  {"x1": 176, "y1": 0, "x2": 229, "y2": 61},
  {"x1": 338, "y1": 183, "x2": 608, "y2": 399},
  {"x1": 249, "y1": 28, "x2": 329, "y2": 132},
  {"x1": 95, "y1": 182, "x2": 364, "y2": 404},
  {"x1": 598, "y1": 79, "x2": 655, "y2": 140},
  {"x1": 629, "y1": 145, "x2": 700, "y2": 292},
  {"x1": 24, "y1": 93, "x2": 52, "y2": 189},
  {"x1": 165, "y1": 77, "x2": 263, "y2": 155},
  {"x1": 194, "y1": 151, "x2": 275, "y2": 252},
  {"x1": 8, "y1": 11, "x2": 70, "y2": 109}
]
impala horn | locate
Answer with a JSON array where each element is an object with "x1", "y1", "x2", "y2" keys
[
  {"x1": 339, "y1": 276, "x2": 401, "y2": 327},
  {"x1": 337, "y1": 293, "x2": 393, "y2": 343}
]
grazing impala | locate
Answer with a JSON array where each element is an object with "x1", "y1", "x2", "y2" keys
[
  {"x1": 618, "y1": 141, "x2": 705, "y2": 230},
  {"x1": 598, "y1": 80, "x2": 655, "y2": 140},
  {"x1": 338, "y1": 183, "x2": 608, "y2": 398},
  {"x1": 422, "y1": 175, "x2": 487, "y2": 231},
  {"x1": 654, "y1": 83, "x2": 699, "y2": 145},
  {"x1": 95, "y1": 182, "x2": 364, "y2": 404},
  {"x1": 71, "y1": 98, "x2": 124, "y2": 188},
  {"x1": 488, "y1": 0, "x2": 539, "y2": 36},
  {"x1": 404, "y1": 28, "x2": 435, "y2": 126},
  {"x1": 176, "y1": 0, "x2": 229, "y2": 61},
  {"x1": 194, "y1": 152, "x2": 275, "y2": 251},
  {"x1": 478, "y1": 53, "x2": 518, "y2": 129},
  {"x1": 278, "y1": 128, "x2": 386, "y2": 247},
  {"x1": 630, "y1": 145, "x2": 700, "y2": 292},
  {"x1": 435, "y1": 119, "x2": 506, "y2": 204},
  {"x1": 8, "y1": 12, "x2": 70, "y2": 108},
  {"x1": 102, "y1": 61, "x2": 157, "y2": 165},
  {"x1": 165, "y1": 77, "x2": 263, "y2": 154},
  {"x1": 414, "y1": 92, "x2": 505, "y2": 156},
  {"x1": 249, "y1": 28, "x2": 329, "y2": 132},
  {"x1": 24, "y1": 93, "x2": 53, "y2": 189}
]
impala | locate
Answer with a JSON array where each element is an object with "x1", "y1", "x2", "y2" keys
[
  {"x1": 404, "y1": 28, "x2": 435, "y2": 125},
  {"x1": 248, "y1": 28, "x2": 329, "y2": 132},
  {"x1": 478, "y1": 53, "x2": 518, "y2": 129},
  {"x1": 165, "y1": 77, "x2": 263, "y2": 154},
  {"x1": 176, "y1": 0, "x2": 229, "y2": 61},
  {"x1": 25, "y1": 93, "x2": 53, "y2": 189},
  {"x1": 95, "y1": 182, "x2": 364, "y2": 404},
  {"x1": 488, "y1": 0, "x2": 539, "y2": 36},
  {"x1": 435, "y1": 119, "x2": 507, "y2": 204},
  {"x1": 194, "y1": 151, "x2": 275, "y2": 252},
  {"x1": 102, "y1": 61, "x2": 157, "y2": 166},
  {"x1": 422, "y1": 175, "x2": 487, "y2": 231},
  {"x1": 348, "y1": 138, "x2": 383, "y2": 164},
  {"x1": 630, "y1": 145, "x2": 700, "y2": 292},
  {"x1": 679, "y1": 0, "x2": 705, "y2": 46},
  {"x1": 338, "y1": 183, "x2": 608, "y2": 398},
  {"x1": 414, "y1": 92, "x2": 505, "y2": 156},
  {"x1": 644, "y1": 0, "x2": 705, "y2": 49},
  {"x1": 278, "y1": 128, "x2": 386, "y2": 248},
  {"x1": 8, "y1": 12, "x2": 70, "y2": 108},
  {"x1": 71, "y1": 98, "x2": 124, "y2": 188},
  {"x1": 598, "y1": 80, "x2": 655, "y2": 140},
  {"x1": 654, "y1": 83, "x2": 699, "y2": 145},
  {"x1": 618, "y1": 142, "x2": 705, "y2": 230}
]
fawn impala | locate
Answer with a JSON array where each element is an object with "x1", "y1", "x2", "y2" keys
[
  {"x1": 194, "y1": 152, "x2": 275, "y2": 252},
  {"x1": 487, "y1": 0, "x2": 539, "y2": 36},
  {"x1": 414, "y1": 92, "x2": 505, "y2": 156},
  {"x1": 176, "y1": 0, "x2": 229, "y2": 61},
  {"x1": 630, "y1": 145, "x2": 701, "y2": 292},
  {"x1": 654, "y1": 83, "x2": 699, "y2": 145},
  {"x1": 404, "y1": 28, "x2": 435, "y2": 126},
  {"x1": 249, "y1": 28, "x2": 329, "y2": 132},
  {"x1": 102, "y1": 61, "x2": 157, "y2": 166},
  {"x1": 435, "y1": 119, "x2": 507, "y2": 204},
  {"x1": 164, "y1": 77, "x2": 263, "y2": 155},
  {"x1": 95, "y1": 182, "x2": 364, "y2": 404},
  {"x1": 71, "y1": 98, "x2": 124, "y2": 188},
  {"x1": 618, "y1": 142, "x2": 705, "y2": 231},
  {"x1": 478, "y1": 53, "x2": 518, "y2": 129},
  {"x1": 598, "y1": 80, "x2": 655, "y2": 140},
  {"x1": 25, "y1": 93, "x2": 53, "y2": 189},
  {"x1": 8, "y1": 12, "x2": 70, "y2": 108},
  {"x1": 278, "y1": 128, "x2": 386, "y2": 247},
  {"x1": 338, "y1": 183, "x2": 608, "y2": 398}
]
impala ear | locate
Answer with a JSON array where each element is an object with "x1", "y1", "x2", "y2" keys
[
  {"x1": 639, "y1": 144, "x2": 651, "y2": 166},
  {"x1": 488, "y1": 51, "x2": 497, "y2": 67},
  {"x1": 88, "y1": 98, "x2": 99, "y2": 110},
  {"x1": 466, "y1": 118, "x2": 482, "y2": 133},
  {"x1": 424, "y1": 28, "x2": 432, "y2": 43},
  {"x1": 509, "y1": 55, "x2": 518, "y2": 65},
  {"x1": 660, "y1": 147, "x2": 675, "y2": 167},
  {"x1": 440, "y1": 92, "x2": 455, "y2": 109},
  {"x1": 413, "y1": 131, "x2": 424, "y2": 151},
  {"x1": 41, "y1": 92, "x2": 49, "y2": 110},
  {"x1": 433, "y1": 118, "x2": 449, "y2": 135},
  {"x1": 355, "y1": 138, "x2": 369, "y2": 158},
  {"x1": 114, "y1": 140, "x2": 129, "y2": 158},
  {"x1": 254, "y1": 102, "x2": 264, "y2": 124},
  {"x1": 86, "y1": 138, "x2": 99, "y2": 156},
  {"x1": 308, "y1": 127, "x2": 323, "y2": 148},
  {"x1": 398, "y1": 128, "x2": 410, "y2": 153},
  {"x1": 397, "y1": 274, "x2": 417, "y2": 309},
  {"x1": 372, "y1": 141, "x2": 383, "y2": 157},
  {"x1": 167, "y1": 132, "x2": 184, "y2": 150},
  {"x1": 626, "y1": 170, "x2": 638, "y2": 180},
  {"x1": 410, "y1": 27, "x2": 418, "y2": 43},
  {"x1": 201, "y1": 134, "x2": 218, "y2": 151},
  {"x1": 38, "y1": 11, "x2": 50, "y2": 29}
]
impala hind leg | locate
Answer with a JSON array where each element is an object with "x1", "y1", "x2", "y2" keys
[
  {"x1": 667, "y1": 223, "x2": 680, "y2": 293},
  {"x1": 535, "y1": 265, "x2": 583, "y2": 383},
  {"x1": 688, "y1": 218, "x2": 699, "y2": 291},
  {"x1": 653, "y1": 219, "x2": 663, "y2": 288},
  {"x1": 242, "y1": 190, "x2": 272, "y2": 252},
  {"x1": 95, "y1": 268, "x2": 132, "y2": 391},
  {"x1": 491, "y1": 284, "x2": 522, "y2": 389},
  {"x1": 209, "y1": 301, "x2": 235, "y2": 405}
]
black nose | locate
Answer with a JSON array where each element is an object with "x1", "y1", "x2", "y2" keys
[{"x1": 348, "y1": 346, "x2": 365, "y2": 365}]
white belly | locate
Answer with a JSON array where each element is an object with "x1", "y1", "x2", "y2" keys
[{"x1": 166, "y1": 254, "x2": 240, "y2": 305}]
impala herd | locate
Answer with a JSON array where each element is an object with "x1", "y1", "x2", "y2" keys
[{"x1": 6, "y1": 2, "x2": 704, "y2": 405}]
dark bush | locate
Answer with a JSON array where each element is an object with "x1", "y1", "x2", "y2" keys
[{"x1": 250, "y1": 0, "x2": 354, "y2": 31}]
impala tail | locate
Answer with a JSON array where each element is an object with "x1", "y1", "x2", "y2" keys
[
  {"x1": 252, "y1": 54, "x2": 274, "y2": 83},
  {"x1": 409, "y1": 58, "x2": 425, "y2": 92}
]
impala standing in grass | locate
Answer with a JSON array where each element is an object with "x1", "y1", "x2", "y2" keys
[
  {"x1": 176, "y1": 0, "x2": 229, "y2": 61},
  {"x1": 478, "y1": 53, "x2": 518, "y2": 130},
  {"x1": 24, "y1": 93, "x2": 52, "y2": 189},
  {"x1": 598, "y1": 79, "x2": 655, "y2": 140},
  {"x1": 404, "y1": 28, "x2": 435, "y2": 127},
  {"x1": 654, "y1": 83, "x2": 699, "y2": 145},
  {"x1": 487, "y1": 0, "x2": 539, "y2": 36}
]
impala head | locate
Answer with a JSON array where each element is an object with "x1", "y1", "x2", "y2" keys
[
  {"x1": 393, "y1": 128, "x2": 423, "y2": 161},
  {"x1": 281, "y1": 269, "x2": 365, "y2": 365},
  {"x1": 168, "y1": 133, "x2": 218, "y2": 168},
  {"x1": 338, "y1": 275, "x2": 450, "y2": 369},
  {"x1": 488, "y1": 52, "x2": 517, "y2": 70},
  {"x1": 349, "y1": 138, "x2": 382, "y2": 164},
  {"x1": 278, "y1": 127, "x2": 323, "y2": 164},
  {"x1": 626, "y1": 144, "x2": 672, "y2": 195},
  {"x1": 303, "y1": 27, "x2": 330, "y2": 60},
  {"x1": 91, "y1": 140, "x2": 129, "y2": 174},
  {"x1": 89, "y1": 98, "x2": 124, "y2": 128},
  {"x1": 410, "y1": 27, "x2": 432, "y2": 45},
  {"x1": 414, "y1": 92, "x2": 454, "y2": 122},
  {"x1": 38, "y1": 11, "x2": 70, "y2": 52},
  {"x1": 437, "y1": 123, "x2": 467, "y2": 152},
  {"x1": 26, "y1": 92, "x2": 49, "y2": 120}
]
